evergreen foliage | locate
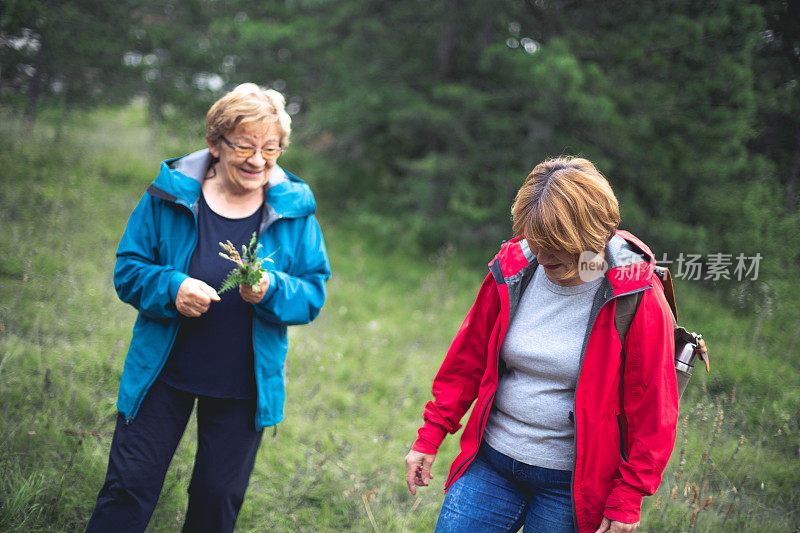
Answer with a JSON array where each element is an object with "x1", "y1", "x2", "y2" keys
[
  {"x1": 3, "y1": 1, "x2": 796, "y2": 272},
  {"x1": 0, "y1": 0, "x2": 140, "y2": 128},
  {"x1": 2, "y1": 1, "x2": 797, "y2": 349}
]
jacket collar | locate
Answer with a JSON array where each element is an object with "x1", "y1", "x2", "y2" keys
[
  {"x1": 491, "y1": 231, "x2": 658, "y2": 370},
  {"x1": 149, "y1": 148, "x2": 316, "y2": 220},
  {"x1": 491, "y1": 230, "x2": 656, "y2": 296}
]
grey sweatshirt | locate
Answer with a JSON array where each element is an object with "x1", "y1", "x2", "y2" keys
[{"x1": 482, "y1": 265, "x2": 602, "y2": 470}]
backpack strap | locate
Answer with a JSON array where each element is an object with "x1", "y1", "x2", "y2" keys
[
  {"x1": 653, "y1": 266, "x2": 678, "y2": 324},
  {"x1": 615, "y1": 291, "x2": 644, "y2": 349},
  {"x1": 615, "y1": 290, "x2": 643, "y2": 451},
  {"x1": 616, "y1": 267, "x2": 708, "y2": 401},
  {"x1": 615, "y1": 268, "x2": 678, "y2": 349}
]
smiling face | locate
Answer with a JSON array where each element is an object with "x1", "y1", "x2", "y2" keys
[{"x1": 207, "y1": 121, "x2": 282, "y2": 195}]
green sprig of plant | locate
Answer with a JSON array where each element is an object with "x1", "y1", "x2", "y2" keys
[{"x1": 218, "y1": 232, "x2": 275, "y2": 293}]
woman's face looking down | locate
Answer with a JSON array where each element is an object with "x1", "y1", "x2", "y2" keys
[{"x1": 529, "y1": 245, "x2": 583, "y2": 287}]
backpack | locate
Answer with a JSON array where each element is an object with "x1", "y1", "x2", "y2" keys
[{"x1": 614, "y1": 266, "x2": 709, "y2": 398}]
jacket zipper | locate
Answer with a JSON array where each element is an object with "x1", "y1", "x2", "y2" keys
[
  {"x1": 445, "y1": 275, "x2": 509, "y2": 490},
  {"x1": 127, "y1": 199, "x2": 199, "y2": 423},
  {"x1": 568, "y1": 286, "x2": 650, "y2": 531},
  {"x1": 242, "y1": 198, "x2": 296, "y2": 429},
  {"x1": 252, "y1": 204, "x2": 286, "y2": 430},
  {"x1": 444, "y1": 391, "x2": 496, "y2": 490}
]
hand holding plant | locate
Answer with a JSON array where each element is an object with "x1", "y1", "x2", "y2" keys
[{"x1": 218, "y1": 232, "x2": 275, "y2": 294}]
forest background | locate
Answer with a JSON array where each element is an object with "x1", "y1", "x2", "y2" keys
[{"x1": 1, "y1": 0, "x2": 799, "y2": 531}]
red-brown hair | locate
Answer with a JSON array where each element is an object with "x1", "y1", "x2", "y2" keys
[{"x1": 512, "y1": 157, "x2": 620, "y2": 273}]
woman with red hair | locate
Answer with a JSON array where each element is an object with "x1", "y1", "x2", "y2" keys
[{"x1": 405, "y1": 157, "x2": 678, "y2": 533}]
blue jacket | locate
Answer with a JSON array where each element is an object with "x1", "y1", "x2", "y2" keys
[{"x1": 113, "y1": 149, "x2": 330, "y2": 429}]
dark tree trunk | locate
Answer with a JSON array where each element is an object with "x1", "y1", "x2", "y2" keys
[
  {"x1": 435, "y1": 0, "x2": 458, "y2": 78},
  {"x1": 23, "y1": 43, "x2": 47, "y2": 135},
  {"x1": 787, "y1": 122, "x2": 800, "y2": 208},
  {"x1": 476, "y1": 16, "x2": 494, "y2": 50}
]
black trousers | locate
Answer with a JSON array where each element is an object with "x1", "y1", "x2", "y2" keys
[{"x1": 86, "y1": 379, "x2": 264, "y2": 533}]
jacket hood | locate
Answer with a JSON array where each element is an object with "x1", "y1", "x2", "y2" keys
[
  {"x1": 149, "y1": 148, "x2": 316, "y2": 218},
  {"x1": 491, "y1": 230, "x2": 657, "y2": 294}
]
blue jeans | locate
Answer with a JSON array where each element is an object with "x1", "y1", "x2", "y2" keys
[{"x1": 435, "y1": 443, "x2": 575, "y2": 533}]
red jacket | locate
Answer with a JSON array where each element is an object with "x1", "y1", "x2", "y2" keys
[{"x1": 413, "y1": 231, "x2": 679, "y2": 532}]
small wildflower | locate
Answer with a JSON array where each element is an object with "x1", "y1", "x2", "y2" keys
[
  {"x1": 703, "y1": 496, "x2": 712, "y2": 510},
  {"x1": 689, "y1": 509, "x2": 699, "y2": 527}
]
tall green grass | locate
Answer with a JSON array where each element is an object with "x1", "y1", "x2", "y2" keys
[{"x1": 0, "y1": 105, "x2": 797, "y2": 531}]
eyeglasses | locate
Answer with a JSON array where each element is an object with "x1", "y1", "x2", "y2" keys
[{"x1": 220, "y1": 136, "x2": 284, "y2": 158}]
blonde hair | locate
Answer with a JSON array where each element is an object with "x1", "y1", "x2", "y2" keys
[
  {"x1": 511, "y1": 157, "x2": 620, "y2": 273},
  {"x1": 206, "y1": 83, "x2": 291, "y2": 148}
]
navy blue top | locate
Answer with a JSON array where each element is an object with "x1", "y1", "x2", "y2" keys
[{"x1": 160, "y1": 192, "x2": 261, "y2": 399}]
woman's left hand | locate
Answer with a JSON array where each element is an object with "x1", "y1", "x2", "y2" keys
[
  {"x1": 239, "y1": 272, "x2": 270, "y2": 304},
  {"x1": 594, "y1": 517, "x2": 639, "y2": 533}
]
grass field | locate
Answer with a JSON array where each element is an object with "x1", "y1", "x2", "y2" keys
[{"x1": 0, "y1": 105, "x2": 798, "y2": 531}]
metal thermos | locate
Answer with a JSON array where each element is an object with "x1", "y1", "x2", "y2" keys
[
  {"x1": 675, "y1": 331, "x2": 697, "y2": 373},
  {"x1": 674, "y1": 327, "x2": 701, "y2": 398}
]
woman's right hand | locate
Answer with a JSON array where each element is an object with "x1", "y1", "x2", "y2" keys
[
  {"x1": 404, "y1": 449, "x2": 436, "y2": 495},
  {"x1": 175, "y1": 278, "x2": 221, "y2": 317}
]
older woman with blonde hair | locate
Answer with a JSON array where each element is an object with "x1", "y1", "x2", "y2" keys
[
  {"x1": 88, "y1": 83, "x2": 330, "y2": 532},
  {"x1": 405, "y1": 157, "x2": 678, "y2": 533}
]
